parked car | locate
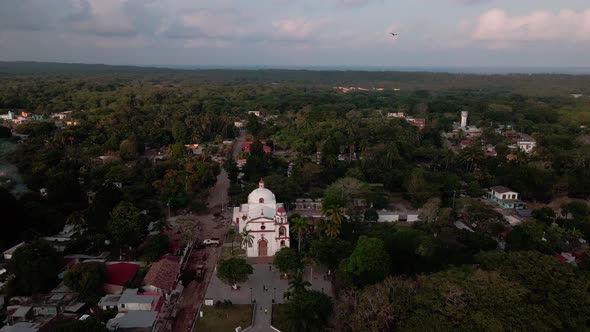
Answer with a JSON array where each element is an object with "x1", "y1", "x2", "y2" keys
[
  {"x1": 196, "y1": 264, "x2": 206, "y2": 281},
  {"x1": 202, "y1": 238, "x2": 220, "y2": 246}
]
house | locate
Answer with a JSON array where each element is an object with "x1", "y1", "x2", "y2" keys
[
  {"x1": 106, "y1": 310, "x2": 158, "y2": 332},
  {"x1": 294, "y1": 198, "x2": 323, "y2": 211},
  {"x1": 377, "y1": 210, "x2": 420, "y2": 223},
  {"x1": 3, "y1": 242, "x2": 25, "y2": 260},
  {"x1": 488, "y1": 186, "x2": 526, "y2": 209},
  {"x1": 516, "y1": 133, "x2": 536, "y2": 153},
  {"x1": 99, "y1": 289, "x2": 162, "y2": 312},
  {"x1": 184, "y1": 144, "x2": 203, "y2": 155},
  {"x1": 143, "y1": 256, "x2": 180, "y2": 297},
  {"x1": 104, "y1": 262, "x2": 140, "y2": 294},
  {"x1": 43, "y1": 224, "x2": 81, "y2": 252},
  {"x1": 51, "y1": 111, "x2": 72, "y2": 120},
  {"x1": 234, "y1": 121, "x2": 245, "y2": 128},
  {"x1": 248, "y1": 111, "x2": 261, "y2": 117}
]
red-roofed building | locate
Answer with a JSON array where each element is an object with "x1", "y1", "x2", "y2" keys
[
  {"x1": 104, "y1": 262, "x2": 140, "y2": 294},
  {"x1": 485, "y1": 151, "x2": 498, "y2": 157},
  {"x1": 460, "y1": 139, "x2": 474, "y2": 148},
  {"x1": 143, "y1": 258, "x2": 180, "y2": 298}
]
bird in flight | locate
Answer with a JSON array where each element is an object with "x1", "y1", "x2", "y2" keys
[{"x1": 390, "y1": 32, "x2": 398, "y2": 37}]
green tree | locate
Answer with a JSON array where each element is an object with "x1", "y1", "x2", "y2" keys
[
  {"x1": 217, "y1": 257, "x2": 254, "y2": 289},
  {"x1": 246, "y1": 113, "x2": 262, "y2": 137},
  {"x1": 287, "y1": 272, "x2": 311, "y2": 297},
  {"x1": 309, "y1": 237, "x2": 352, "y2": 270},
  {"x1": 282, "y1": 290, "x2": 333, "y2": 332},
  {"x1": 172, "y1": 120, "x2": 188, "y2": 144},
  {"x1": 0, "y1": 125, "x2": 11, "y2": 138},
  {"x1": 290, "y1": 216, "x2": 308, "y2": 252},
  {"x1": 8, "y1": 240, "x2": 62, "y2": 295},
  {"x1": 119, "y1": 139, "x2": 138, "y2": 161},
  {"x1": 64, "y1": 262, "x2": 107, "y2": 304},
  {"x1": 224, "y1": 156, "x2": 239, "y2": 183},
  {"x1": 141, "y1": 234, "x2": 170, "y2": 262},
  {"x1": 363, "y1": 207, "x2": 379, "y2": 222},
  {"x1": 476, "y1": 250, "x2": 590, "y2": 330},
  {"x1": 109, "y1": 201, "x2": 144, "y2": 247},
  {"x1": 274, "y1": 247, "x2": 303, "y2": 276},
  {"x1": 341, "y1": 236, "x2": 391, "y2": 286},
  {"x1": 322, "y1": 207, "x2": 345, "y2": 238}
]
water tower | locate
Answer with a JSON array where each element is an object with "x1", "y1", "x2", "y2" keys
[{"x1": 461, "y1": 111, "x2": 468, "y2": 128}]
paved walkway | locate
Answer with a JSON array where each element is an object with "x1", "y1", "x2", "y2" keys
[{"x1": 204, "y1": 262, "x2": 333, "y2": 331}]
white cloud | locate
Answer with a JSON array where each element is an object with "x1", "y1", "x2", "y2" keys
[{"x1": 470, "y1": 8, "x2": 590, "y2": 43}]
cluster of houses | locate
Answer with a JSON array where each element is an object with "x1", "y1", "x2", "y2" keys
[
  {"x1": 0, "y1": 110, "x2": 81, "y2": 128},
  {"x1": 386, "y1": 112, "x2": 426, "y2": 131},
  {"x1": 0, "y1": 111, "x2": 44, "y2": 125},
  {"x1": 293, "y1": 198, "x2": 421, "y2": 223},
  {"x1": 334, "y1": 86, "x2": 401, "y2": 93},
  {"x1": 446, "y1": 111, "x2": 537, "y2": 156},
  {"x1": 1, "y1": 226, "x2": 190, "y2": 331}
]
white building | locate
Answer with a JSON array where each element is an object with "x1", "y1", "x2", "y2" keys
[
  {"x1": 376, "y1": 210, "x2": 420, "y2": 223},
  {"x1": 98, "y1": 289, "x2": 160, "y2": 312},
  {"x1": 517, "y1": 134, "x2": 536, "y2": 153},
  {"x1": 232, "y1": 179, "x2": 290, "y2": 257}
]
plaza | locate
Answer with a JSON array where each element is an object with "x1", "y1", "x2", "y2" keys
[{"x1": 204, "y1": 258, "x2": 334, "y2": 331}]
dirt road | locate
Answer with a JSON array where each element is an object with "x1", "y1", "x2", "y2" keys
[{"x1": 171, "y1": 132, "x2": 245, "y2": 331}]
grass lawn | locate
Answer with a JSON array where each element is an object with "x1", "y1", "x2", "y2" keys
[
  {"x1": 196, "y1": 304, "x2": 252, "y2": 332},
  {"x1": 272, "y1": 304, "x2": 289, "y2": 331}
]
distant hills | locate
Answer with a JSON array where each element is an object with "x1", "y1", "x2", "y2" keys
[{"x1": 1, "y1": 61, "x2": 589, "y2": 96}]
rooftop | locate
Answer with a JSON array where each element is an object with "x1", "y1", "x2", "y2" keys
[
  {"x1": 143, "y1": 258, "x2": 179, "y2": 293},
  {"x1": 106, "y1": 311, "x2": 158, "y2": 330},
  {"x1": 490, "y1": 186, "x2": 516, "y2": 194},
  {"x1": 105, "y1": 262, "x2": 139, "y2": 287}
]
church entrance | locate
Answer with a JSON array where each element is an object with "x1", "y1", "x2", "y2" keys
[{"x1": 258, "y1": 238, "x2": 268, "y2": 257}]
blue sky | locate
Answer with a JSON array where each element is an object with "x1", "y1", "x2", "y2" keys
[{"x1": 0, "y1": 0, "x2": 589, "y2": 67}]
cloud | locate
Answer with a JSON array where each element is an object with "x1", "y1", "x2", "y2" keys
[
  {"x1": 272, "y1": 17, "x2": 330, "y2": 40},
  {"x1": 470, "y1": 8, "x2": 590, "y2": 43}
]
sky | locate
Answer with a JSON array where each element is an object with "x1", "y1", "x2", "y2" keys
[{"x1": 0, "y1": 0, "x2": 589, "y2": 68}]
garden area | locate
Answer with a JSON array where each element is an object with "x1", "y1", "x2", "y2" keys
[{"x1": 196, "y1": 303, "x2": 252, "y2": 332}]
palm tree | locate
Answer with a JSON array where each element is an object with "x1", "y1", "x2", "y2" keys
[
  {"x1": 240, "y1": 227, "x2": 254, "y2": 250},
  {"x1": 323, "y1": 219, "x2": 340, "y2": 238},
  {"x1": 323, "y1": 207, "x2": 345, "y2": 227},
  {"x1": 290, "y1": 217, "x2": 308, "y2": 252},
  {"x1": 285, "y1": 272, "x2": 311, "y2": 299}
]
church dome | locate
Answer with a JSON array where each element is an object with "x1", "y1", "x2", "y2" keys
[{"x1": 248, "y1": 179, "x2": 276, "y2": 205}]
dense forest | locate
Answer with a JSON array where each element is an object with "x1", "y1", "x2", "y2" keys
[{"x1": 1, "y1": 62, "x2": 590, "y2": 331}]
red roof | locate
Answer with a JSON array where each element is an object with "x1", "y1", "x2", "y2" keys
[
  {"x1": 143, "y1": 258, "x2": 180, "y2": 293},
  {"x1": 485, "y1": 151, "x2": 498, "y2": 157},
  {"x1": 105, "y1": 263, "x2": 139, "y2": 286},
  {"x1": 460, "y1": 139, "x2": 473, "y2": 146},
  {"x1": 277, "y1": 207, "x2": 286, "y2": 213}
]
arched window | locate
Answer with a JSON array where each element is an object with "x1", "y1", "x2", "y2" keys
[
  {"x1": 259, "y1": 197, "x2": 265, "y2": 203},
  {"x1": 280, "y1": 240, "x2": 286, "y2": 248},
  {"x1": 279, "y1": 226, "x2": 286, "y2": 237}
]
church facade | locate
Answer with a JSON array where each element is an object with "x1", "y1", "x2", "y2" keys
[{"x1": 232, "y1": 179, "x2": 290, "y2": 257}]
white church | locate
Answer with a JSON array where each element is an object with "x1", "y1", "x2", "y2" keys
[{"x1": 232, "y1": 179, "x2": 290, "y2": 257}]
